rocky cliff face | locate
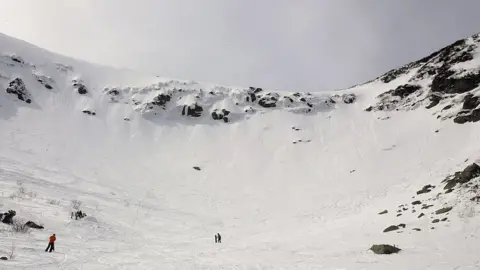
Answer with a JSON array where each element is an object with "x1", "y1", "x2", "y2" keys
[{"x1": 365, "y1": 33, "x2": 480, "y2": 124}]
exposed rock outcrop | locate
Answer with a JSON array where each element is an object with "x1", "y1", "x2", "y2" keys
[{"x1": 6, "y1": 78, "x2": 32, "y2": 103}]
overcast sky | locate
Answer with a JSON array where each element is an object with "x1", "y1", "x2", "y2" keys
[{"x1": 1, "y1": 0, "x2": 480, "y2": 91}]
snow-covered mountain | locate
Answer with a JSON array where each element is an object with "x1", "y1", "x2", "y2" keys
[{"x1": 1, "y1": 31, "x2": 480, "y2": 269}]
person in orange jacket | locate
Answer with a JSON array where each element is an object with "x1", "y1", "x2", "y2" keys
[{"x1": 45, "y1": 234, "x2": 56, "y2": 252}]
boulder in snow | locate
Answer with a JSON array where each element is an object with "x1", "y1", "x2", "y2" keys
[
  {"x1": 6, "y1": 78, "x2": 32, "y2": 104},
  {"x1": 370, "y1": 244, "x2": 401, "y2": 255},
  {"x1": 25, "y1": 221, "x2": 44, "y2": 229},
  {"x1": 435, "y1": 206, "x2": 453, "y2": 215},
  {"x1": 383, "y1": 225, "x2": 399, "y2": 233},
  {"x1": 72, "y1": 79, "x2": 88, "y2": 95}
]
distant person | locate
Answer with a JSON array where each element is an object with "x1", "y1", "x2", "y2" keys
[
  {"x1": 45, "y1": 234, "x2": 56, "y2": 252},
  {"x1": 215, "y1": 234, "x2": 218, "y2": 243},
  {"x1": 217, "y1": 233, "x2": 221, "y2": 243}
]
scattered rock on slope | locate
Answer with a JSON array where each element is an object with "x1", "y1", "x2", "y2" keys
[
  {"x1": 182, "y1": 104, "x2": 203, "y2": 117},
  {"x1": 453, "y1": 109, "x2": 480, "y2": 124},
  {"x1": 383, "y1": 225, "x2": 400, "y2": 233},
  {"x1": 193, "y1": 166, "x2": 201, "y2": 171},
  {"x1": 6, "y1": 78, "x2": 32, "y2": 103},
  {"x1": 1, "y1": 210, "x2": 16, "y2": 224},
  {"x1": 462, "y1": 94, "x2": 480, "y2": 110},
  {"x1": 25, "y1": 221, "x2": 44, "y2": 229},
  {"x1": 378, "y1": 210, "x2": 388, "y2": 215},
  {"x1": 342, "y1": 94, "x2": 356, "y2": 104},
  {"x1": 82, "y1": 110, "x2": 96, "y2": 116},
  {"x1": 258, "y1": 95, "x2": 278, "y2": 108},
  {"x1": 417, "y1": 184, "x2": 435, "y2": 195},
  {"x1": 412, "y1": 200, "x2": 422, "y2": 205},
  {"x1": 151, "y1": 93, "x2": 172, "y2": 109},
  {"x1": 370, "y1": 244, "x2": 401, "y2": 255},
  {"x1": 211, "y1": 109, "x2": 230, "y2": 123},
  {"x1": 435, "y1": 206, "x2": 453, "y2": 215},
  {"x1": 443, "y1": 163, "x2": 480, "y2": 189},
  {"x1": 0, "y1": 257, "x2": 7, "y2": 261},
  {"x1": 72, "y1": 79, "x2": 88, "y2": 95}
]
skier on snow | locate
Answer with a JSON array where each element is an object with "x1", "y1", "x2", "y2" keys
[{"x1": 45, "y1": 234, "x2": 56, "y2": 252}]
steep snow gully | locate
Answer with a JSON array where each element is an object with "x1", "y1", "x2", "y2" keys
[{"x1": 1, "y1": 31, "x2": 480, "y2": 269}]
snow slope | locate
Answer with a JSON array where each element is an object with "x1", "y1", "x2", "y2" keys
[{"x1": 0, "y1": 32, "x2": 480, "y2": 269}]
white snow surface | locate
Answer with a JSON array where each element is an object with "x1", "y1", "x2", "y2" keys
[{"x1": 0, "y1": 33, "x2": 480, "y2": 269}]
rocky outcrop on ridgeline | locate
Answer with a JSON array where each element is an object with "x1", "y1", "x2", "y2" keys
[{"x1": 366, "y1": 33, "x2": 480, "y2": 125}]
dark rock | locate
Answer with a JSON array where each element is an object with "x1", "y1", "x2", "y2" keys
[
  {"x1": 151, "y1": 94, "x2": 171, "y2": 108},
  {"x1": 253, "y1": 87, "x2": 263, "y2": 94},
  {"x1": 2, "y1": 210, "x2": 16, "y2": 224},
  {"x1": 391, "y1": 84, "x2": 421, "y2": 98},
  {"x1": 6, "y1": 78, "x2": 32, "y2": 104},
  {"x1": 365, "y1": 106, "x2": 373, "y2": 112},
  {"x1": 462, "y1": 94, "x2": 480, "y2": 110},
  {"x1": 412, "y1": 200, "x2": 422, "y2": 205},
  {"x1": 470, "y1": 195, "x2": 480, "y2": 202},
  {"x1": 378, "y1": 210, "x2": 388, "y2": 215},
  {"x1": 421, "y1": 205, "x2": 434, "y2": 210},
  {"x1": 44, "y1": 84, "x2": 53, "y2": 90},
  {"x1": 453, "y1": 109, "x2": 480, "y2": 124},
  {"x1": 445, "y1": 188, "x2": 454, "y2": 194},
  {"x1": 211, "y1": 109, "x2": 230, "y2": 121},
  {"x1": 444, "y1": 180, "x2": 458, "y2": 190},
  {"x1": 442, "y1": 104, "x2": 453, "y2": 111},
  {"x1": 343, "y1": 94, "x2": 356, "y2": 104},
  {"x1": 412, "y1": 228, "x2": 421, "y2": 231},
  {"x1": 223, "y1": 117, "x2": 229, "y2": 123},
  {"x1": 107, "y1": 89, "x2": 120, "y2": 96},
  {"x1": 417, "y1": 184, "x2": 434, "y2": 195},
  {"x1": 441, "y1": 218, "x2": 448, "y2": 222},
  {"x1": 444, "y1": 163, "x2": 480, "y2": 189},
  {"x1": 435, "y1": 130, "x2": 439, "y2": 133},
  {"x1": 398, "y1": 223, "x2": 406, "y2": 229},
  {"x1": 193, "y1": 166, "x2": 201, "y2": 171},
  {"x1": 425, "y1": 94, "x2": 443, "y2": 109},
  {"x1": 418, "y1": 213, "x2": 425, "y2": 218},
  {"x1": 432, "y1": 70, "x2": 480, "y2": 94},
  {"x1": 77, "y1": 85, "x2": 88, "y2": 95},
  {"x1": 435, "y1": 207, "x2": 453, "y2": 215},
  {"x1": 182, "y1": 104, "x2": 203, "y2": 117},
  {"x1": 383, "y1": 225, "x2": 400, "y2": 233},
  {"x1": 0, "y1": 257, "x2": 7, "y2": 260},
  {"x1": 432, "y1": 219, "x2": 440, "y2": 223},
  {"x1": 258, "y1": 97, "x2": 277, "y2": 108},
  {"x1": 299, "y1": 98, "x2": 306, "y2": 102},
  {"x1": 284, "y1": 96, "x2": 294, "y2": 103},
  {"x1": 10, "y1": 55, "x2": 25, "y2": 64},
  {"x1": 25, "y1": 221, "x2": 44, "y2": 229},
  {"x1": 369, "y1": 244, "x2": 401, "y2": 255},
  {"x1": 82, "y1": 110, "x2": 96, "y2": 116},
  {"x1": 124, "y1": 118, "x2": 130, "y2": 121}
]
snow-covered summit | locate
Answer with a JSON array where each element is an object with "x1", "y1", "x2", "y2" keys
[{"x1": 0, "y1": 32, "x2": 357, "y2": 127}]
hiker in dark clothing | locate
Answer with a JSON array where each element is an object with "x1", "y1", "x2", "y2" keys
[
  {"x1": 217, "y1": 233, "x2": 221, "y2": 243},
  {"x1": 45, "y1": 234, "x2": 56, "y2": 252},
  {"x1": 215, "y1": 234, "x2": 218, "y2": 243}
]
